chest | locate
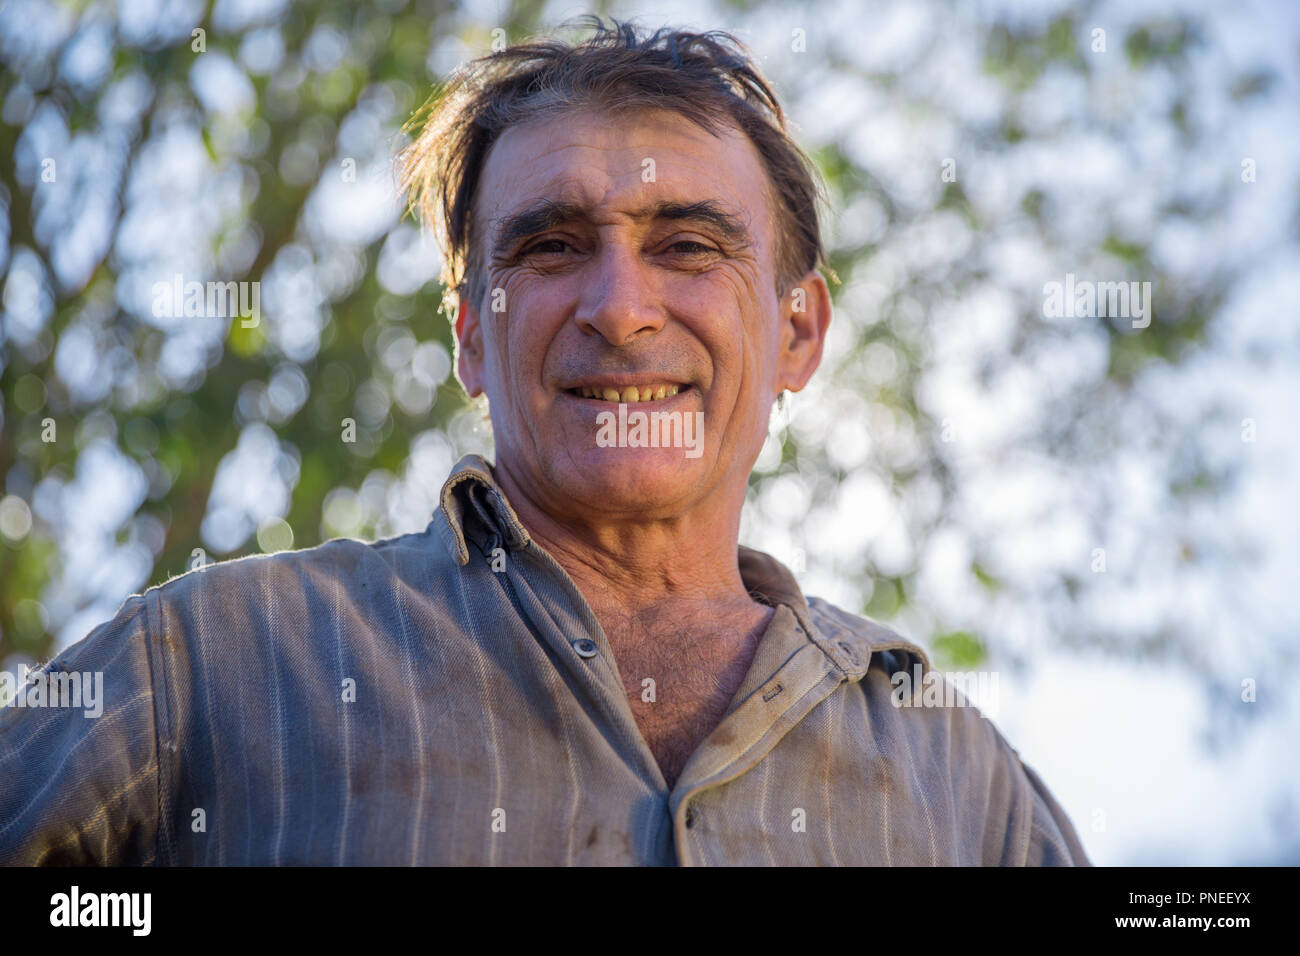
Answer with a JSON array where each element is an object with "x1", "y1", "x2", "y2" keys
[
  {"x1": 610, "y1": 639, "x2": 754, "y2": 785},
  {"x1": 175, "y1": 611, "x2": 978, "y2": 864}
]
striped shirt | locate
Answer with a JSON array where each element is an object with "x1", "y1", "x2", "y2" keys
[{"x1": 0, "y1": 454, "x2": 1090, "y2": 865}]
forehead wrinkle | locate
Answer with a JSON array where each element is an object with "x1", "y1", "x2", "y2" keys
[{"x1": 476, "y1": 114, "x2": 778, "y2": 281}]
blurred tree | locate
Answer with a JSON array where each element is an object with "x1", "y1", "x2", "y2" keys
[
  {"x1": 0, "y1": 0, "x2": 548, "y2": 664},
  {"x1": 0, "y1": 0, "x2": 1292, "y2": 726}
]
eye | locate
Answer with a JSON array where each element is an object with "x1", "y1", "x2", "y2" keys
[
  {"x1": 665, "y1": 240, "x2": 716, "y2": 256},
  {"x1": 521, "y1": 238, "x2": 574, "y2": 256}
]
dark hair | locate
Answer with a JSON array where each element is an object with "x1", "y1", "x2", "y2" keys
[{"x1": 398, "y1": 16, "x2": 830, "y2": 319}]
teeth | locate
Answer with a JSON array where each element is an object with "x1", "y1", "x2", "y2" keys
[{"x1": 573, "y1": 384, "x2": 684, "y2": 403}]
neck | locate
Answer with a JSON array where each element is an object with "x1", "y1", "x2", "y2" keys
[{"x1": 491, "y1": 459, "x2": 757, "y2": 622}]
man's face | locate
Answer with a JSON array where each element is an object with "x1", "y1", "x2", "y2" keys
[{"x1": 458, "y1": 107, "x2": 824, "y2": 522}]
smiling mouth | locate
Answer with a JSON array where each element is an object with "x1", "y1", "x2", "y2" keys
[{"x1": 565, "y1": 384, "x2": 684, "y2": 403}]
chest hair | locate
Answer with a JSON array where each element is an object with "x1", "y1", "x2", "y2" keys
[{"x1": 602, "y1": 603, "x2": 773, "y2": 786}]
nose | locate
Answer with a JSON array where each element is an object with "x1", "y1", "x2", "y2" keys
[{"x1": 573, "y1": 244, "x2": 666, "y2": 346}]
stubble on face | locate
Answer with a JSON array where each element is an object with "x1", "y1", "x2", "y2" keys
[{"x1": 466, "y1": 107, "x2": 785, "y2": 530}]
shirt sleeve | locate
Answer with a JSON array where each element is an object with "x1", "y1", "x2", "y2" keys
[
  {"x1": 1018, "y1": 755, "x2": 1093, "y2": 866},
  {"x1": 0, "y1": 594, "x2": 161, "y2": 865}
]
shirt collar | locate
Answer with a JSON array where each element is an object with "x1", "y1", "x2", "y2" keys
[
  {"x1": 434, "y1": 454, "x2": 926, "y2": 677},
  {"x1": 435, "y1": 454, "x2": 531, "y2": 565}
]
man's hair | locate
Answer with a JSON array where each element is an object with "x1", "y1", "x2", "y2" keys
[{"x1": 398, "y1": 17, "x2": 829, "y2": 320}]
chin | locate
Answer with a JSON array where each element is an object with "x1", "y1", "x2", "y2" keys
[{"x1": 553, "y1": 445, "x2": 708, "y2": 515}]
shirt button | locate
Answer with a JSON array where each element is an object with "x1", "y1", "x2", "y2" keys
[
  {"x1": 572, "y1": 638, "x2": 599, "y2": 658},
  {"x1": 685, "y1": 807, "x2": 697, "y2": 829}
]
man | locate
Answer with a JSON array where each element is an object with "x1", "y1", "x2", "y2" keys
[{"x1": 0, "y1": 20, "x2": 1089, "y2": 866}]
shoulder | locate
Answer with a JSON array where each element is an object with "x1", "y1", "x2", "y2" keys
[
  {"x1": 804, "y1": 594, "x2": 1089, "y2": 865},
  {"x1": 115, "y1": 526, "x2": 449, "y2": 667},
  {"x1": 146, "y1": 527, "x2": 441, "y2": 610}
]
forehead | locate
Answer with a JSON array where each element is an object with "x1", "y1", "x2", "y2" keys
[{"x1": 476, "y1": 107, "x2": 774, "y2": 243}]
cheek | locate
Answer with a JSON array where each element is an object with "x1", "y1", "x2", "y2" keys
[
  {"x1": 703, "y1": 271, "x2": 777, "y2": 386},
  {"x1": 483, "y1": 274, "x2": 532, "y2": 368},
  {"x1": 488, "y1": 277, "x2": 566, "y2": 397}
]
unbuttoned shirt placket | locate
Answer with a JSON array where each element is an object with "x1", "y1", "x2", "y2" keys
[
  {"x1": 484, "y1": 528, "x2": 666, "y2": 788},
  {"x1": 470, "y1": 495, "x2": 866, "y2": 866},
  {"x1": 670, "y1": 616, "x2": 867, "y2": 865}
]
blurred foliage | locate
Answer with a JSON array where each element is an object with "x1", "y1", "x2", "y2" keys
[
  {"x1": 733, "y1": 1, "x2": 1287, "y2": 695},
  {"x1": 0, "y1": 0, "x2": 1288, "y2": 689},
  {"x1": 932, "y1": 631, "x2": 987, "y2": 671},
  {"x1": 0, "y1": 0, "x2": 550, "y2": 662}
]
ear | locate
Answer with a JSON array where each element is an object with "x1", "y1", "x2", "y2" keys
[
  {"x1": 455, "y1": 294, "x2": 486, "y2": 398},
  {"x1": 775, "y1": 270, "x2": 832, "y2": 395}
]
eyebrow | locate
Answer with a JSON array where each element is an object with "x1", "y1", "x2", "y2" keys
[{"x1": 489, "y1": 198, "x2": 754, "y2": 255}]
